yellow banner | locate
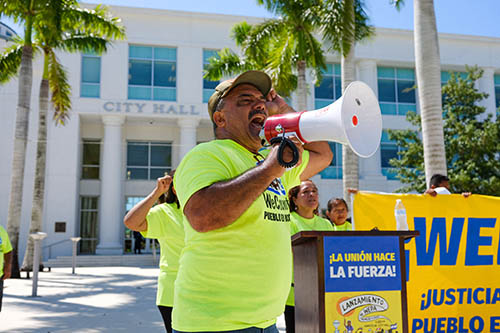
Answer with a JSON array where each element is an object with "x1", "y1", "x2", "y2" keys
[{"x1": 353, "y1": 192, "x2": 500, "y2": 333}]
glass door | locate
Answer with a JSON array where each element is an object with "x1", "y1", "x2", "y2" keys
[{"x1": 79, "y1": 196, "x2": 99, "y2": 254}]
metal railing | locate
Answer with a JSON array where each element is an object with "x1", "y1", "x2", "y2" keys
[{"x1": 43, "y1": 238, "x2": 98, "y2": 259}]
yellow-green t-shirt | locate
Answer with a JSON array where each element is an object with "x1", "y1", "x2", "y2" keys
[
  {"x1": 0, "y1": 225, "x2": 13, "y2": 277},
  {"x1": 173, "y1": 139, "x2": 310, "y2": 331},
  {"x1": 332, "y1": 221, "x2": 352, "y2": 231},
  {"x1": 142, "y1": 203, "x2": 184, "y2": 307},
  {"x1": 286, "y1": 212, "x2": 333, "y2": 306}
]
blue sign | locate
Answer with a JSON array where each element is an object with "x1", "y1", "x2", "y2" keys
[{"x1": 324, "y1": 236, "x2": 402, "y2": 292}]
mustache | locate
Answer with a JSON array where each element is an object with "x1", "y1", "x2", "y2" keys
[{"x1": 248, "y1": 109, "x2": 267, "y2": 121}]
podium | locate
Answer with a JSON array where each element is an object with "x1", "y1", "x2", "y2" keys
[{"x1": 291, "y1": 230, "x2": 419, "y2": 333}]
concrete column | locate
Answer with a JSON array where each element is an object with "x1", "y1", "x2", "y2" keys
[
  {"x1": 178, "y1": 118, "x2": 200, "y2": 160},
  {"x1": 96, "y1": 115, "x2": 124, "y2": 255},
  {"x1": 177, "y1": 46, "x2": 203, "y2": 104},
  {"x1": 357, "y1": 59, "x2": 384, "y2": 180},
  {"x1": 478, "y1": 67, "x2": 496, "y2": 119},
  {"x1": 101, "y1": 42, "x2": 128, "y2": 100}
]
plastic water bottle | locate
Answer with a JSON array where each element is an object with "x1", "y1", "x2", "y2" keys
[{"x1": 395, "y1": 199, "x2": 409, "y2": 231}]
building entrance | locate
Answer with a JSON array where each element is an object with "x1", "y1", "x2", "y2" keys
[{"x1": 79, "y1": 196, "x2": 99, "y2": 254}]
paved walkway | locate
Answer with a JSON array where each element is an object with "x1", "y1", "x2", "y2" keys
[{"x1": 1, "y1": 266, "x2": 286, "y2": 333}]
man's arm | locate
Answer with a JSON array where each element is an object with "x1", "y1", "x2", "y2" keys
[
  {"x1": 183, "y1": 144, "x2": 293, "y2": 232},
  {"x1": 424, "y1": 188, "x2": 438, "y2": 197},
  {"x1": 124, "y1": 175, "x2": 171, "y2": 232},
  {"x1": 3, "y1": 250, "x2": 12, "y2": 280}
]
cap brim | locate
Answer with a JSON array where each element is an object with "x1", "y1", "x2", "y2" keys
[{"x1": 221, "y1": 70, "x2": 272, "y2": 98}]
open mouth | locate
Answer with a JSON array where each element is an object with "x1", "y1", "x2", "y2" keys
[{"x1": 250, "y1": 114, "x2": 266, "y2": 134}]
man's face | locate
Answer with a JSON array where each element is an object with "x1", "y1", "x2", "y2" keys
[
  {"x1": 439, "y1": 180, "x2": 450, "y2": 190},
  {"x1": 215, "y1": 84, "x2": 268, "y2": 153}
]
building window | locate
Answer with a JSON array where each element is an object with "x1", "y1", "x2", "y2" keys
[
  {"x1": 203, "y1": 49, "x2": 220, "y2": 103},
  {"x1": 79, "y1": 196, "x2": 98, "y2": 254},
  {"x1": 126, "y1": 141, "x2": 172, "y2": 180},
  {"x1": 494, "y1": 74, "x2": 500, "y2": 111},
  {"x1": 128, "y1": 45, "x2": 176, "y2": 101},
  {"x1": 377, "y1": 67, "x2": 416, "y2": 116},
  {"x1": 81, "y1": 52, "x2": 101, "y2": 98},
  {"x1": 314, "y1": 63, "x2": 341, "y2": 109},
  {"x1": 81, "y1": 140, "x2": 100, "y2": 179},
  {"x1": 441, "y1": 70, "x2": 468, "y2": 108},
  {"x1": 320, "y1": 142, "x2": 343, "y2": 179},
  {"x1": 380, "y1": 130, "x2": 400, "y2": 180},
  {"x1": 441, "y1": 70, "x2": 468, "y2": 85}
]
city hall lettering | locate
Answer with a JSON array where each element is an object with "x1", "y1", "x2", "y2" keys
[{"x1": 102, "y1": 101, "x2": 200, "y2": 115}]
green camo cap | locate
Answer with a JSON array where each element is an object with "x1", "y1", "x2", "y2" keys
[{"x1": 207, "y1": 70, "x2": 272, "y2": 120}]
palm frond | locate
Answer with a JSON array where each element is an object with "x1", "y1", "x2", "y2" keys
[
  {"x1": 255, "y1": 0, "x2": 284, "y2": 15},
  {"x1": 63, "y1": 4, "x2": 125, "y2": 41},
  {"x1": 60, "y1": 35, "x2": 109, "y2": 54},
  {"x1": 231, "y1": 22, "x2": 252, "y2": 47},
  {"x1": 320, "y1": 0, "x2": 372, "y2": 54},
  {"x1": 267, "y1": 30, "x2": 296, "y2": 96},
  {"x1": 390, "y1": 0, "x2": 406, "y2": 11},
  {"x1": 0, "y1": 43, "x2": 23, "y2": 83},
  {"x1": 302, "y1": 33, "x2": 326, "y2": 83},
  {"x1": 0, "y1": 0, "x2": 28, "y2": 19},
  {"x1": 244, "y1": 19, "x2": 283, "y2": 64},
  {"x1": 354, "y1": 0, "x2": 374, "y2": 42},
  {"x1": 340, "y1": 0, "x2": 356, "y2": 56},
  {"x1": 47, "y1": 50, "x2": 71, "y2": 125},
  {"x1": 204, "y1": 48, "x2": 254, "y2": 81},
  {"x1": 48, "y1": 0, "x2": 64, "y2": 33}
]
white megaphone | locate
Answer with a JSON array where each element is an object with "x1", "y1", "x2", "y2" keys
[{"x1": 260, "y1": 81, "x2": 382, "y2": 158}]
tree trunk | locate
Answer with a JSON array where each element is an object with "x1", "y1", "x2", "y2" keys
[
  {"x1": 21, "y1": 73, "x2": 49, "y2": 271},
  {"x1": 414, "y1": 0, "x2": 447, "y2": 185},
  {"x1": 296, "y1": 60, "x2": 307, "y2": 112},
  {"x1": 6, "y1": 45, "x2": 33, "y2": 278},
  {"x1": 341, "y1": 0, "x2": 359, "y2": 204}
]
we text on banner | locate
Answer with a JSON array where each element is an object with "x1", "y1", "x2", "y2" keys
[{"x1": 352, "y1": 193, "x2": 500, "y2": 333}]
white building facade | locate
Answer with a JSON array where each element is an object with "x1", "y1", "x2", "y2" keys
[{"x1": 1, "y1": 5, "x2": 499, "y2": 260}]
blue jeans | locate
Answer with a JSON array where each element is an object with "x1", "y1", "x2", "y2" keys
[{"x1": 173, "y1": 324, "x2": 279, "y2": 333}]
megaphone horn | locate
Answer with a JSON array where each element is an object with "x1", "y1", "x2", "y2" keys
[{"x1": 260, "y1": 81, "x2": 382, "y2": 158}]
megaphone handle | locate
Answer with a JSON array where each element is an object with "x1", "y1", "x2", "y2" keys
[{"x1": 269, "y1": 136, "x2": 300, "y2": 168}]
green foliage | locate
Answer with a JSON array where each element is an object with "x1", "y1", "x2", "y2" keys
[
  {"x1": 204, "y1": 0, "x2": 372, "y2": 97},
  {"x1": 316, "y1": 0, "x2": 373, "y2": 56},
  {"x1": 388, "y1": 66, "x2": 500, "y2": 195},
  {"x1": 1, "y1": 0, "x2": 125, "y2": 124},
  {"x1": 0, "y1": 43, "x2": 23, "y2": 83},
  {"x1": 47, "y1": 49, "x2": 71, "y2": 125},
  {"x1": 204, "y1": 1, "x2": 326, "y2": 97}
]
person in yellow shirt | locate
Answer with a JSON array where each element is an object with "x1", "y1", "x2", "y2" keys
[
  {"x1": 124, "y1": 172, "x2": 183, "y2": 333},
  {"x1": 173, "y1": 70, "x2": 332, "y2": 332},
  {"x1": 326, "y1": 197, "x2": 353, "y2": 231},
  {"x1": 0, "y1": 225, "x2": 13, "y2": 312},
  {"x1": 285, "y1": 179, "x2": 333, "y2": 332}
]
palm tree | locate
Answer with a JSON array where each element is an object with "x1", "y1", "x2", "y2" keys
[
  {"x1": 393, "y1": 0, "x2": 447, "y2": 185},
  {"x1": 205, "y1": 0, "x2": 326, "y2": 110},
  {"x1": 0, "y1": 1, "x2": 125, "y2": 274},
  {"x1": 317, "y1": 0, "x2": 372, "y2": 201},
  {"x1": 0, "y1": 0, "x2": 40, "y2": 278}
]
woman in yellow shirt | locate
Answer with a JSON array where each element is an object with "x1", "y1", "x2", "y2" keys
[{"x1": 285, "y1": 180, "x2": 333, "y2": 333}]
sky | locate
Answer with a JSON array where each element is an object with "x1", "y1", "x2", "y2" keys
[{"x1": 2, "y1": 0, "x2": 499, "y2": 39}]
